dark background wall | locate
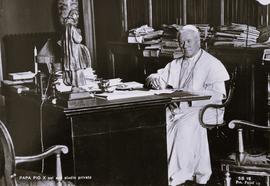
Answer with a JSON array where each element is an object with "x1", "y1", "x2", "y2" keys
[
  {"x1": 0, "y1": 0, "x2": 57, "y2": 81},
  {"x1": 0, "y1": 0, "x2": 56, "y2": 36},
  {"x1": 0, "y1": 0, "x2": 269, "y2": 80}
]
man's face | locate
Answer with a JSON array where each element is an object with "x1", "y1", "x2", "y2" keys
[
  {"x1": 179, "y1": 31, "x2": 200, "y2": 58},
  {"x1": 58, "y1": 0, "x2": 79, "y2": 26}
]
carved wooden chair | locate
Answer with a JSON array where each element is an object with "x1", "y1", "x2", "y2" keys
[
  {"x1": 0, "y1": 119, "x2": 73, "y2": 186},
  {"x1": 221, "y1": 120, "x2": 270, "y2": 186},
  {"x1": 199, "y1": 68, "x2": 237, "y2": 185}
]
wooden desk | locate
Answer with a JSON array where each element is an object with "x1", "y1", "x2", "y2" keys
[{"x1": 4, "y1": 89, "x2": 210, "y2": 185}]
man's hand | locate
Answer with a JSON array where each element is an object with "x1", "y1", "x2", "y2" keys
[{"x1": 145, "y1": 74, "x2": 162, "y2": 89}]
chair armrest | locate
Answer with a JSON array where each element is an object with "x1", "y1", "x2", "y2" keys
[
  {"x1": 15, "y1": 145, "x2": 68, "y2": 165},
  {"x1": 199, "y1": 86, "x2": 234, "y2": 128},
  {"x1": 228, "y1": 120, "x2": 270, "y2": 131},
  {"x1": 228, "y1": 120, "x2": 270, "y2": 163},
  {"x1": 199, "y1": 103, "x2": 226, "y2": 129}
]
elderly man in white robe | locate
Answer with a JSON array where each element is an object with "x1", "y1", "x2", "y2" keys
[{"x1": 146, "y1": 25, "x2": 229, "y2": 186}]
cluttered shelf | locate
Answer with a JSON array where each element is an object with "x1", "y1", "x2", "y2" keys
[{"x1": 107, "y1": 23, "x2": 270, "y2": 82}]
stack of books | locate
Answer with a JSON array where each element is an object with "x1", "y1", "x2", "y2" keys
[
  {"x1": 213, "y1": 23, "x2": 260, "y2": 47},
  {"x1": 160, "y1": 24, "x2": 180, "y2": 58},
  {"x1": 8, "y1": 71, "x2": 35, "y2": 81},
  {"x1": 143, "y1": 44, "x2": 161, "y2": 57},
  {"x1": 1, "y1": 71, "x2": 35, "y2": 94},
  {"x1": 2, "y1": 71, "x2": 35, "y2": 86}
]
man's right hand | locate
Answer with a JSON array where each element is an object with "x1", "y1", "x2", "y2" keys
[{"x1": 145, "y1": 74, "x2": 162, "y2": 89}]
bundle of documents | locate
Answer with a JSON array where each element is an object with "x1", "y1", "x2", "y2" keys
[
  {"x1": 213, "y1": 23, "x2": 260, "y2": 47},
  {"x1": 128, "y1": 25, "x2": 163, "y2": 44},
  {"x1": 115, "y1": 81, "x2": 143, "y2": 90}
]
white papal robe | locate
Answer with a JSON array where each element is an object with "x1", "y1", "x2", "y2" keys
[{"x1": 150, "y1": 49, "x2": 229, "y2": 185}]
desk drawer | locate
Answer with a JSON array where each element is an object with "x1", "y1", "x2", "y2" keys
[{"x1": 71, "y1": 105, "x2": 166, "y2": 137}]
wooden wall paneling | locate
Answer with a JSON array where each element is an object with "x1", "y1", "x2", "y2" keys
[
  {"x1": 126, "y1": 0, "x2": 149, "y2": 29},
  {"x1": 148, "y1": 0, "x2": 153, "y2": 27},
  {"x1": 257, "y1": 3, "x2": 269, "y2": 26},
  {"x1": 152, "y1": 0, "x2": 184, "y2": 28},
  {"x1": 223, "y1": 0, "x2": 262, "y2": 26},
  {"x1": 121, "y1": 0, "x2": 128, "y2": 34},
  {"x1": 186, "y1": 0, "x2": 192, "y2": 23},
  {"x1": 267, "y1": 5, "x2": 269, "y2": 26},
  {"x1": 221, "y1": 0, "x2": 225, "y2": 25},
  {"x1": 186, "y1": 0, "x2": 209, "y2": 24},
  {"x1": 176, "y1": 0, "x2": 181, "y2": 24},
  {"x1": 262, "y1": 5, "x2": 267, "y2": 26},
  {"x1": 203, "y1": 0, "x2": 207, "y2": 23},
  {"x1": 0, "y1": 42, "x2": 3, "y2": 83},
  {"x1": 90, "y1": 0, "x2": 123, "y2": 77},
  {"x1": 152, "y1": 0, "x2": 159, "y2": 27},
  {"x1": 182, "y1": 0, "x2": 186, "y2": 25},
  {"x1": 225, "y1": 0, "x2": 229, "y2": 24},
  {"x1": 82, "y1": 0, "x2": 96, "y2": 70}
]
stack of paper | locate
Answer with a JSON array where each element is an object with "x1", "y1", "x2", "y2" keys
[
  {"x1": 95, "y1": 89, "x2": 174, "y2": 100},
  {"x1": 95, "y1": 90, "x2": 153, "y2": 100}
]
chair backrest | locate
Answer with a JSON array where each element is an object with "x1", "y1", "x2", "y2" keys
[
  {"x1": 223, "y1": 67, "x2": 237, "y2": 107},
  {"x1": 0, "y1": 120, "x2": 16, "y2": 186}
]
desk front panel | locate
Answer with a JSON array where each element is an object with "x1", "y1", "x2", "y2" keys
[{"x1": 71, "y1": 104, "x2": 168, "y2": 186}]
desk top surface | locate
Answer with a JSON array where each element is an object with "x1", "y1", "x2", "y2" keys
[
  {"x1": 3, "y1": 86, "x2": 211, "y2": 117},
  {"x1": 57, "y1": 90, "x2": 211, "y2": 116}
]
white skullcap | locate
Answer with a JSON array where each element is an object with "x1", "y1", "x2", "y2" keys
[
  {"x1": 181, "y1": 25, "x2": 199, "y2": 33},
  {"x1": 256, "y1": 0, "x2": 270, "y2": 5}
]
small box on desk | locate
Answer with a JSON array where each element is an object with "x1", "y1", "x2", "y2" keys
[{"x1": 56, "y1": 91, "x2": 95, "y2": 108}]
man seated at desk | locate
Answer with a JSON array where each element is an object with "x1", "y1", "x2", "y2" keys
[{"x1": 145, "y1": 25, "x2": 229, "y2": 186}]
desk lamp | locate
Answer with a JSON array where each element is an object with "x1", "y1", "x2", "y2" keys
[{"x1": 36, "y1": 39, "x2": 61, "y2": 100}]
